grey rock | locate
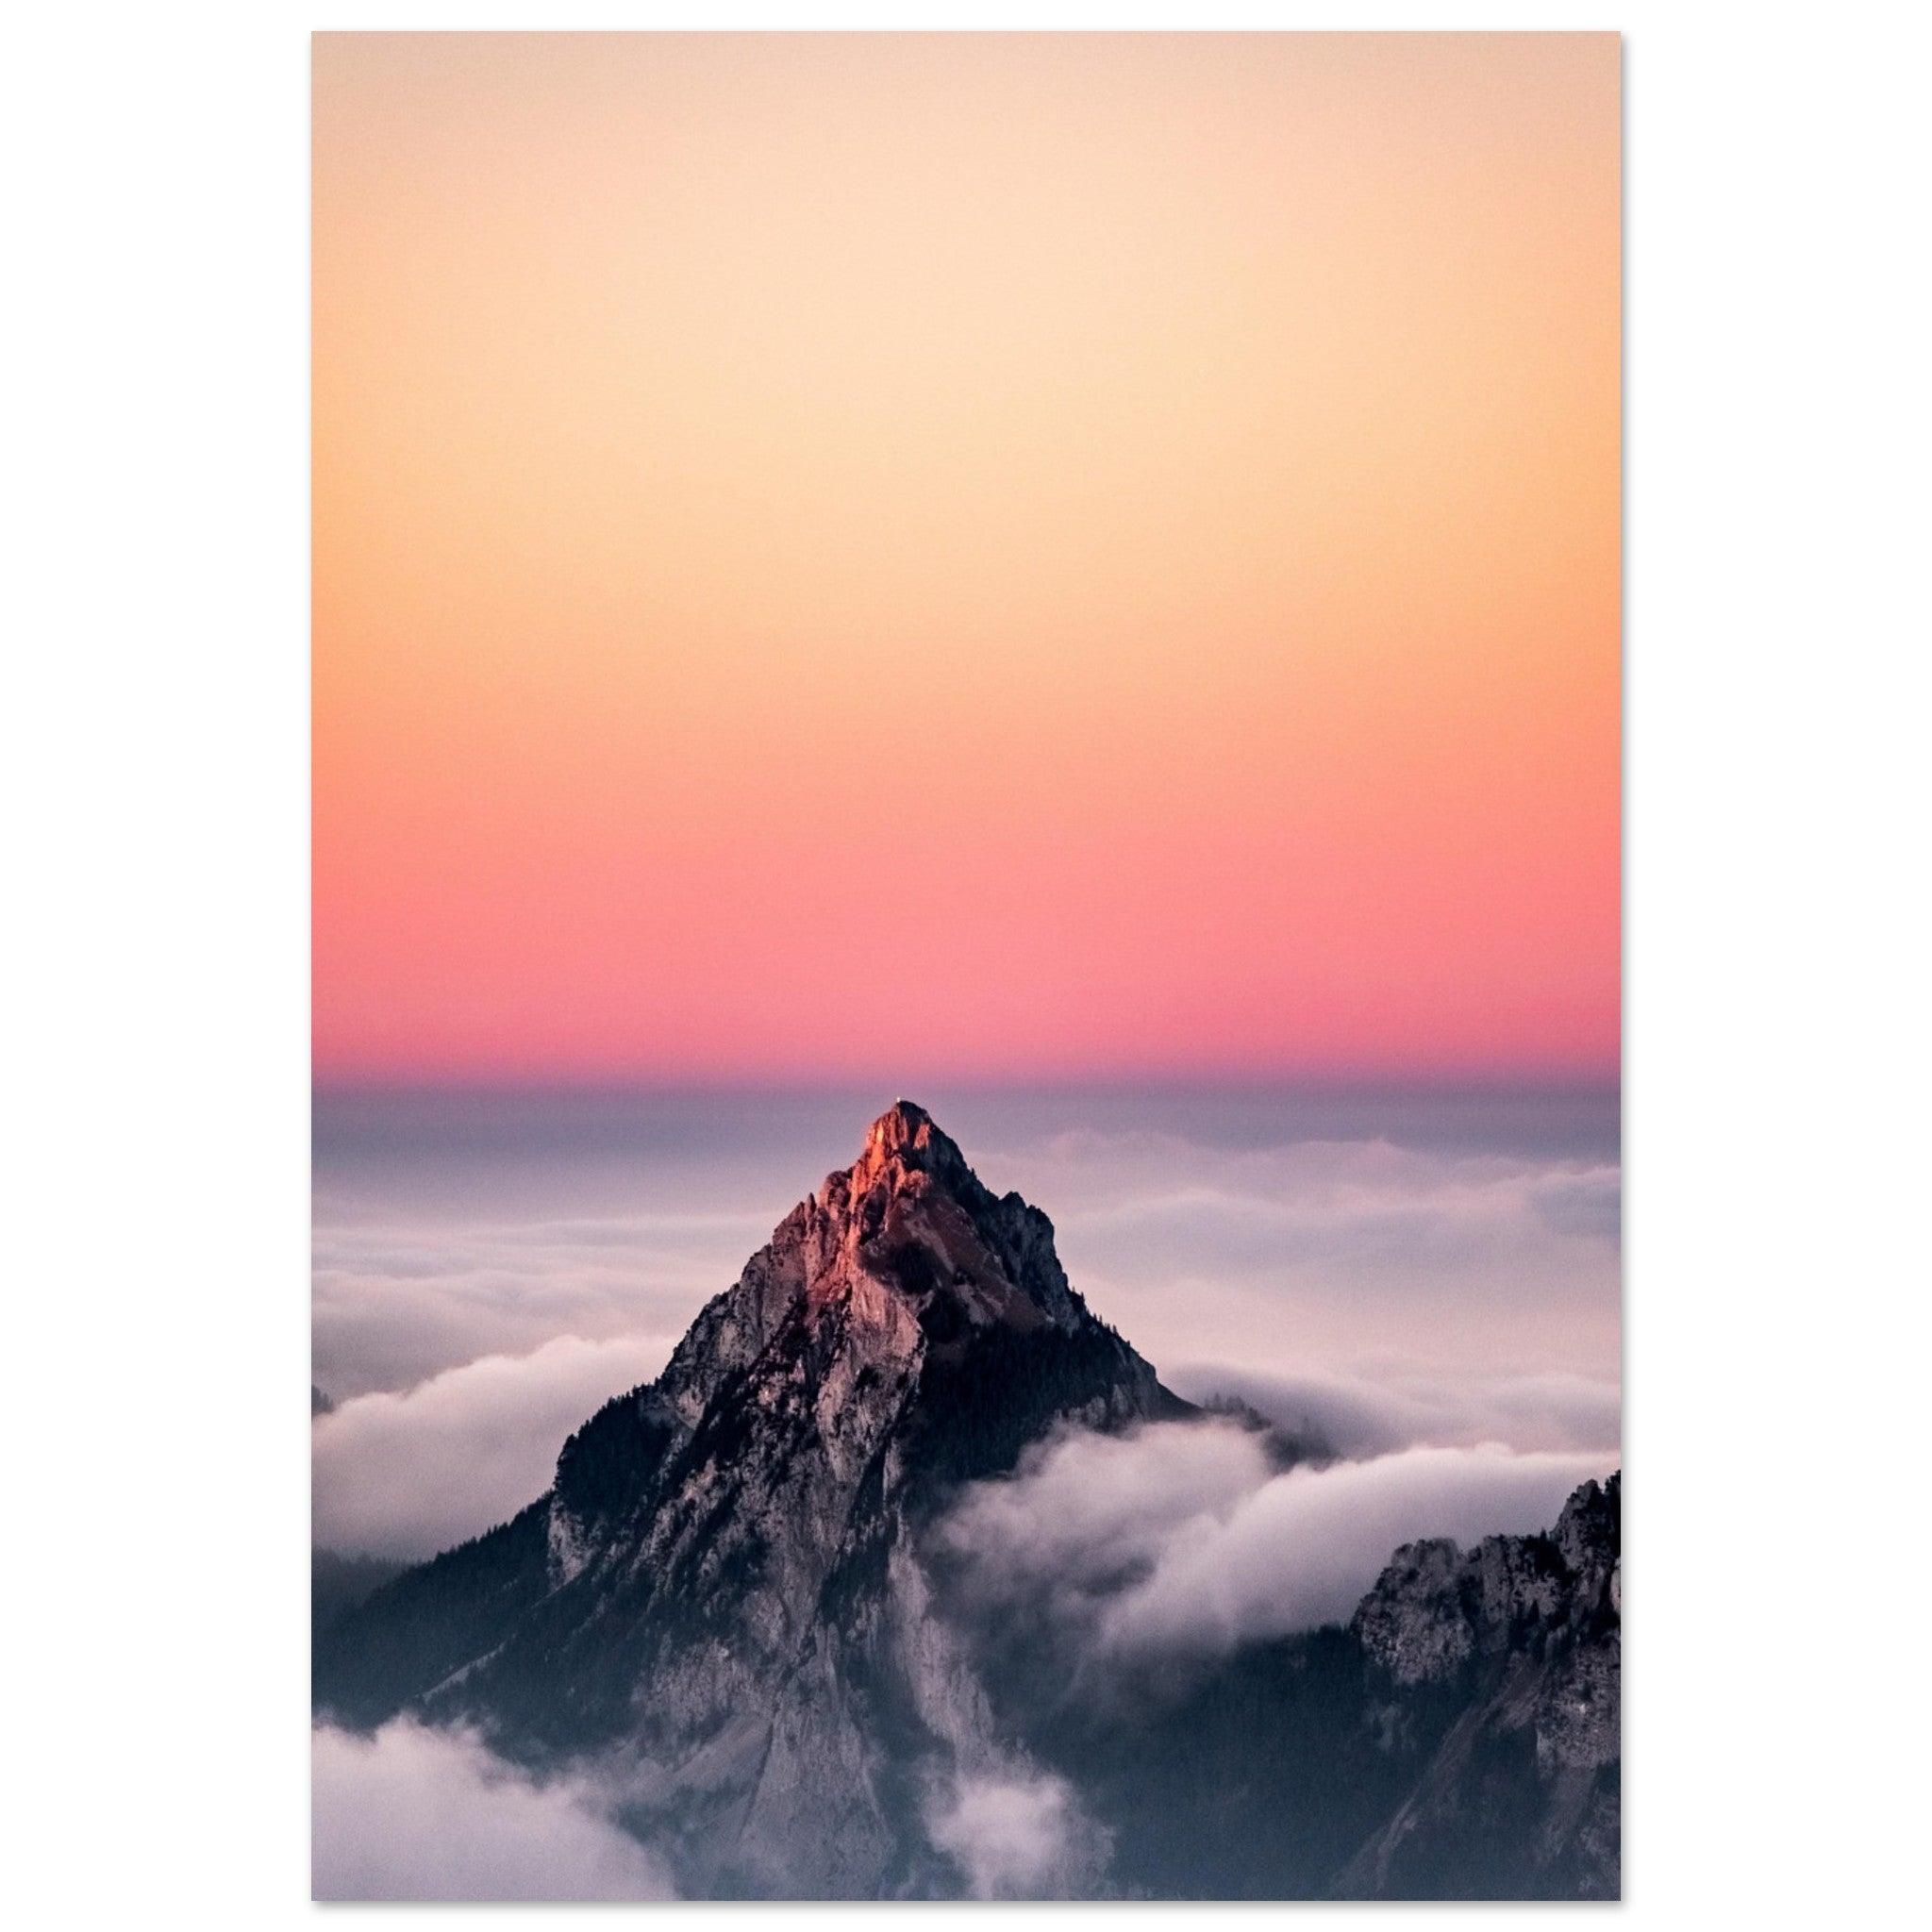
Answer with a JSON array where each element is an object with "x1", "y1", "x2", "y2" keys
[{"x1": 1340, "y1": 1473, "x2": 1621, "y2": 1899}]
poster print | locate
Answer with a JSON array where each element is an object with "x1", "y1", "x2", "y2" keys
[{"x1": 312, "y1": 32, "x2": 1620, "y2": 1901}]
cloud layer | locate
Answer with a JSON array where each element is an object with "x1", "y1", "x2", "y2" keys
[
  {"x1": 1166, "y1": 1361, "x2": 1621, "y2": 1457},
  {"x1": 312, "y1": 1719, "x2": 675, "y2": 1901},
  {"x1": 315, "y1": 1087, "x2": 1619, "y2": 1409},
  {"x1": 312, "y1": 1088, "x2": 1618, "y2": 1569},
  {"x1": 925, "y1": 1770, "x2": 1095, "y2": 1901},
  {"x1": 1016, "y1": 1127, "x2": 1621, "y2": 1387},
  {"x1": 312, "y1": 1332, "x2": 670, "y2": 1559},
  {"x1": 937, "y1": 1423, "x2": 1615, "y2": 1670},
  {"x1": 313, "y1": 1210, "x2": 759, "y2": 1402}
]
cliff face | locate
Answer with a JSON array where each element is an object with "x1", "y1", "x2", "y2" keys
[
  {"x1": 314, "y1": 1104, "x2": 1619, "y2": 1901},
  {"x1": 316, "y1": 1103, "x2": 1185, "y2": 1897},
  {"x1": 1339, "y1": 1474, "x2": 1622, "y2": 1899}
]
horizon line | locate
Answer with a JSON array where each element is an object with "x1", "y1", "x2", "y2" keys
[{"x1": 312, "y1": 1066, "x2": 1621, "y2": 1100}]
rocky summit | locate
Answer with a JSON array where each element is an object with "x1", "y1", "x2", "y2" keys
[{"x1": 314, "y1": 1104, "x2": 1620, "y2": 1900}]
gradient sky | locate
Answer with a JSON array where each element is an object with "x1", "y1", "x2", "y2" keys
[{"x1": 313, "y1": 33, "x2": 1620, "y2": 1084}]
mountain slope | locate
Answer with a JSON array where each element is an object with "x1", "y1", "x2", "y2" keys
[{"x1": 316, "y1": 1102, "x2": 1188, "y2": 1895}]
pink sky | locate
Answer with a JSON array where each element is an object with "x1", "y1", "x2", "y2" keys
[{"x1": 313, "y1": 34, "x2": 1619, "y2": 1084}]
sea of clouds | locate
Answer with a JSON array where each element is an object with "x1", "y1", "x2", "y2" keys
[
  {"x1": 312, "y1": 1084, "x2": 1619, "y2": 1564},
  {"x1": 310, "y1": 1085, "x2": 1618, "y2": 1897}
]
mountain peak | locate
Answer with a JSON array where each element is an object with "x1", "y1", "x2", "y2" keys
[
  {"x1": 804, "y1": 1101, "x2": 1068, "y2": 1338},
  {"x1": 872, "y1": 1096, "x2": 937, "y2": 1145},
  {"x1": 846, "y1": 1098, "x2": 969, "y2": 1194}
]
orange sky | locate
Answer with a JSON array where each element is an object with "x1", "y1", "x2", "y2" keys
[{"x1": 313, "y1": 32, "x2": 1619, "y2": 1085}]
